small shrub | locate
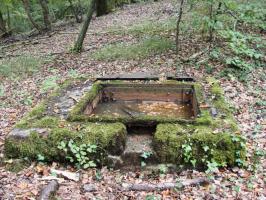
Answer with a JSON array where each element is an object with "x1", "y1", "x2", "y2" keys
[{"x1": 58, "y1": 139, "x2": 100, "y2": 168}]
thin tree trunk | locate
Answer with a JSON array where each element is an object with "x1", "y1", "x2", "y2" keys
[
  {"x1": 7, "y1": 6, "x2": 11, "y2": 30},
  {"x1": 39, "y1": 0, "x2": 51, "y2": 31},
  {"x1": 210, "y1": 2, "x2": 222, "y2": 41},
  {"x1": 21, "y1": 0, "x2": 42, "y2": 32},
  {"x1": 96, "y1": 0, "x2": 108, "y2": 17},
  {"x1": 176, "y1": 0, "x2": 185, "y2": 54},
  {"x1": 0, "y1": 10, "x2": 7, "y2": 34},
  {"x1": 73, "y1": 0, "x2": 96, "y2": 53},
  {"x1": 208, "y1": 3, "x2": 213, "y2": 42}
]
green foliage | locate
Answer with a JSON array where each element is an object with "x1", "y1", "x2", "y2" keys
[
  {"x1": 182, "y1": 141, "x2": 197, "y2": 168},
  {"x1": 0, "y1": 55, "x2": 44, "y2": 78},
  {"x1": 57, "y1": 139, "x2": 98, "y2": 168},
  {"x1": 237, "y1": 2, "x2": 266, "y2": 30},
  {"x1": 67, "y1": 69, "x2": 81, "y2": 79},
  {"x1": 140, "y1": 151, "x2": 153, "y2": 167},
  {"x1": 184, "y1": 0, "x2": 265, "y2": 81},
  {"x1": 91, "y1": 36, "x2": 174, "y2": 61},
  {"x1": 217, "y1": 30, "x2": 264, "y2": 81}
]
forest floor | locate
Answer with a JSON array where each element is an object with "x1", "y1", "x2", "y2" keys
[{"x1": 0, "y1": 0, "x2": 265, "y2": 199}]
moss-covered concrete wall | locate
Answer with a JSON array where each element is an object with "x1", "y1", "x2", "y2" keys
[
  {"x1": 5, "y1": 122, "x2": 127, "y2": 162},
  {"x1": 153, "y1": 123, "x2": 246, "y2": 168},
  {"x1": 4, "y1": 77, "x2": 247, "y2": 169}
]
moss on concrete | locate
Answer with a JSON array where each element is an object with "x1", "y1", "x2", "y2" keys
[
  {"x1": 196, "y1": 110, "x2": 213, "y2": 125},
  {"x1": 32, "y1": 116, "x2": 60, "y2": 128},
  {"x1": 68, "y1": 82, "x2": 102, "y2": 121},
  {"x1": 5, "y1": 123, "x2": 126, "y2": 162},
  {"x1": 207, "y1": 77, "x2": 239, "y2": 132},
  {"x1": 15, "y1": 102, "x2": 47, "y2": 129},
  {"x1": 81, "y1": 122, "x2": 127, "y2": 155},
  {"x1": 5, "y1": 131, "x2": 49, "y2": 159},
  {"x1": 153, "y1": 123, "x2": 246, "y2": 168}
]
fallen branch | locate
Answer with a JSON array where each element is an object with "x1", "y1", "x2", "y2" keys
[
  {"x1": 180, "y1": 48, "x2": 210, "y2": 63},
  {"x1": 121, "y1": 177, "x2": 210, "y2": 191},
  {"x1": 50, "y1": 168, "x2": 80, "y2": 182},
  {"x1": 38, "y1": 180, "x2": 59, "y2": 200}
]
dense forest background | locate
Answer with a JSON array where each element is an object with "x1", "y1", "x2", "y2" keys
[
  {"x1": 0, "y1": 0, "x2": 265, "y2": 79},
  {"x1": 0, "y1": 0, "x2": 133, "y2": 35}
]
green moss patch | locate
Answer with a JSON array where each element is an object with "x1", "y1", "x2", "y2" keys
[
  {"x1": 81, "y1": 123, "x2": 127, "y2": 155},
  {"x1": 153, "y1": 123, "x2": 246, "y2": 169},
  {"x1": 15, "y1": 102, "x2": 48, "y2": 129}
]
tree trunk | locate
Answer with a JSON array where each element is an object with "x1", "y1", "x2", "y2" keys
[
  {"x1": 176, "y1": 0, "x2": 184, "y2": 54},
  {"x1": 21, "y1": 0, "x2": 42, "y2": 32},
  {"x1": 39, "y1": 0, "x2": 51, "y2": 31},
  {"x1": 73, "y1": 0, "x2": 96, "y2": 53},
  {"x1": 96, "y1": 0, "x2": 108, "y2": 17},
  {"x1": 0, "y1": 10, "x2": 7, "y2": 34}
]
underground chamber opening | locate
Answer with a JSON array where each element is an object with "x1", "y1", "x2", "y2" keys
[
  {"x1": 84, "y1": 83, "x2": 199, "y2": 120},
  {"x1": 121, "y1": 125, "x2": 157, "y2": 167}
]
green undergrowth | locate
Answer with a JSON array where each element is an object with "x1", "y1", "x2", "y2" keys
[
  {"x1": 0, "y1": 55, "x2": 47, "y2": 79},
  {"x1": 91, "y1": 36, "x2": 174, "y2": 61},
  {"x1": 106, "y1": 18, "x2": 176, "y2": 36}
]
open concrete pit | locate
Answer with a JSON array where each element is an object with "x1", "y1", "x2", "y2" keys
[{"x1": 4, "y1": 73, "x2": 246, "y2": 170}]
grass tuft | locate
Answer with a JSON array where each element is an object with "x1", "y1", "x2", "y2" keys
[
  {"x1": 91, "y1": 36, "x2": 174, "y2": 61},
  {"x1": 107, "y1": 18, "x2": 176, "y2": 36},
  {"x1": 0, "y1": 55, "x2": 45, "y2": 78}
]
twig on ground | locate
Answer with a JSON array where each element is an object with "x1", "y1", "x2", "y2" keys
[{"x1": 120, "y1": 177, "x2": 210, "y2": 191}]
